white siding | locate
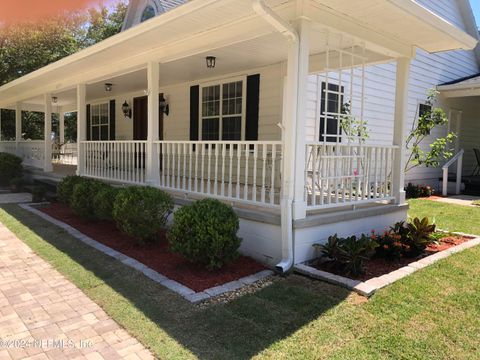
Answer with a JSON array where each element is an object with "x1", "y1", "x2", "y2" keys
[{"x1": 306, "y1": 0, "x2": 479, "y2": 186}]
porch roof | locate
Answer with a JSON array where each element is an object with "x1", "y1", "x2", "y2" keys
[
  {"x1": 438, "y1": 73, "x2": 480, "y2": 98},
  {"x1": 0, "y1": 0, "x2": 477, "y2": 108}
]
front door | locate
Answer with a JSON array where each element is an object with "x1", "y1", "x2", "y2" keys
[{"x1": 133, "y1": 95, "x2": 164, "y2": 168}]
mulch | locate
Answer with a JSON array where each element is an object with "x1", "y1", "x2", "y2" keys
[
  {"x1": 312, "y1": 234, "x2": 473, "y2": 282},
  {"x1": 39, "y1": 203, "x2": 265, "y2": 292}
]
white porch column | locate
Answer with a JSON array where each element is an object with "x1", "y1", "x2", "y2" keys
[
  {"x1": 292, "y1": 18, "x2": 310, "y2": 220},
  {"x1": 59, "y1": 111, "x2": 65, "y2": 144},
  {"x1": 44, "y1": 94, "x2": 53, "y2": 172},
  {"x1": 15, "y1": 103, "x2": 22, "y2": 154},
  {"x1": 392, "y1": 58, "x2": 411, "y2": 205},
  {"x1": 76, "y1": 84, "x2": 86, "y2": 175},
  {"x1": 146, "y1": 61, "x2": 160, "y2": 185}
]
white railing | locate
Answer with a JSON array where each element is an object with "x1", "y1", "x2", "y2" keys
[
  {"x1": 80, "y1": 141, "x2": 147, "y2": 184},
  {"x1": 155, "y1": 141, "x2": 283, "y2": 207},
  {"x1": 52, "y1": 143, "x2": 78, "y2": 165},
  {"x1": 17, "y1": 140, "x2": 45, "y2": 169},
  {"x1": 305, "y1": 143, "x2": 397, "y2": 209},
  {"x1": 0, "y1": 141, "x2": 17, "y2": 155},
  {"x1": 442, "y1": 149, "x2": 464, "y2": 196}
]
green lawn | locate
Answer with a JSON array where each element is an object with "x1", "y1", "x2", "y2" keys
[{"x1": 0, "y1": 200, "x2": 479, "y2": 359}]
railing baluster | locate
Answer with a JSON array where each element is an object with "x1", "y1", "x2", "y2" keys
[
  {"x1": 244, "y1": 144, "x2": 249, "y2": 201},
  {"x1": 270, "y1": 144, "x2": 276, "y2": 204},
  {"x1": 261, "y1": 144, "x2": 267, "y2": 203}
]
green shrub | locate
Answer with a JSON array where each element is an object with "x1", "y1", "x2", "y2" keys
[
  {"x1": 57, "y1": 175, "x2": 84, "y2": 205},
  {"x1": 0, "y1": 153, "x2": 23, "y2": 186},
  {"x1": 71, "y1": 179, "x2": 107, "y2": 220},
  {"x1": 32, "y1": 185, "x2": 47, "y2": 203},
  {"x1": 404, "y1": 217, "x2": 436, "y2": 256},
  {"x1": 405, "y1": 183, "x2": 434, "y2": 199},
  {"x1": 315, "y1": 233, "x2": 378, "y2": 276},
  {"x1": 93, "y1": 186, "x2": 119, "y2": 220},
  {"x1": 9, "y1": 177, "x2": 23, "y2": 192},
  {"x1": 169, "y1": 199, "x2": 242, "y2": 270},
  {"x1": 113, "y1": 186, "x2": 173, "y2": 244}
]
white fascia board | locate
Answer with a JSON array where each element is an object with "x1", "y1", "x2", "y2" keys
[{"x1": 387, "y1": 0, "x2": 478, "y2": 51}]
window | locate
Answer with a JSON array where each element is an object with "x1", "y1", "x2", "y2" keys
[
  {"x1": 90, "y1": 103, "x2": 109, "y2": 141},
  {"x1": 418, "y1": 103, "x2": 432, "y2": 118},
  {"x1": 201, "y1": 80, "x2": 243, "y2": 141},
  {"x1": 141, "y1": 5, "x2": 156, "y2": 22},
  {"x1": 319, "y1": 82, "x2": 344, "y2": 143}
]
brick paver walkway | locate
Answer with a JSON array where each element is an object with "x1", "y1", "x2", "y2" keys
[{"x1": 0, "y1": 222, "x2": 153, "y2": 360}]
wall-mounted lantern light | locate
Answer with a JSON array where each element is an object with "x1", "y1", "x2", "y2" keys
[
  {"x1": 52, "y1": 96, "x2": 58, "y2": 104},
  {"x1": 206, "y1": 56, "x2": 216, "y2": 69},
  {"x1": 105, "y1": 83, "x2": 113, "y2": 92},
  {"x1": 159, "y1": 94, "x2": 169, "y2": 116},
  {"x1": 122, "y1": 100, "x2": 132, "y2": 118}
]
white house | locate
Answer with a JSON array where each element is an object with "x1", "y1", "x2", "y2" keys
[{"x1": 0, "y1": 0, "x2": 477, "y2": 272}]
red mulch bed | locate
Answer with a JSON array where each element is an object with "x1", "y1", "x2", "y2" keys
[
  {"x1": 312, "y1": 235, "x2": 473, "y2": 282},
  {"x1": 39, "y1": 203, "x2": 265, "y2": 292}
]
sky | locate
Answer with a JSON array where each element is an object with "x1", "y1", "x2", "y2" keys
[
  {"x1": 471, "y1": 0, "x2": 480, "y2": 27},
  {"x1": 0, "y1": 0, "x2": 123, "y2": 23}
]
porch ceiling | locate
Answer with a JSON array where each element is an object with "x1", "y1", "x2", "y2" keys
[{"x1": 0, "y1": 0, "x2": 476, "y2": 108}]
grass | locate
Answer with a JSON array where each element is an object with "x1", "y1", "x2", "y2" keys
[
  {"x1": 0, "y1": 200, "x2": 479, "y2": 359},
  {"x1": 408, "y1": 198, "x2": 480, "y2": 235}
]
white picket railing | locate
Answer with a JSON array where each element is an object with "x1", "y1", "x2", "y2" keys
[
  {"x1": 80, "y1": 141, "x2": 147, "y2": 184},
  {"x1": 17, "y1": 140, "x2": 45, "y2": 168},
  {"x1": 52, "y1": 143, "x2": 78, "y2": 165},
  {"x1": 442, "y1": 149, "x2": 464, "y2": 196},
  {"x1": 305, "y1": 143, "x2": 397, "y2": 209},
  {"x1": 155, "y1": 141, "x2": 283, "y2": 207},
  {"x1": 0, "y1": 141, "x2": 17, "y2": 155}
]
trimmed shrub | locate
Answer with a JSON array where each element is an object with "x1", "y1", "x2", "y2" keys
[
  {"x1": 0, "y1": 152, "x2": 23, "y2": 186},
  {"x1": 71, "y1": 179, "x2": 107, "y2": 220},
  {"x1": 113, "y1": 186, "x2": 173, "y2": 244},
  {"x1": 93, "y1": 186, "x2": 119, "y2": 220},
  {"x1": 57, "y1": 175, "x2": 84, "y2": 205},
  {"x1": 169, "y1": 199, "x2": 242, "y2": 270},
  {"x1": 405, "y1": 183, "x2": 434, "y2": 199}
]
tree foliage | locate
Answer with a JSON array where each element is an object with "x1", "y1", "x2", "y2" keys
[
  {"x1": 0, "y1": 2, "x2": 127, "y2": 139},
  {"x1": 404, "y1": 90, "x2": 456, "y2": 173}
]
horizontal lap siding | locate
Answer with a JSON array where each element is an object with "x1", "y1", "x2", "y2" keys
[{"x1": 306, "y1": 0, "x2": 479, "y2": 185}]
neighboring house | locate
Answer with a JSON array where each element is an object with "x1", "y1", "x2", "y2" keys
[{"x1": 0, "y1": 0, "x2": 477, "y2": 271}]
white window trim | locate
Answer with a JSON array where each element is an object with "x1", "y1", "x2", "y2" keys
[
  {"x1": 198, "y1": 76, "x2": 247, "y2": 141},
  {"x1": 89, "y1": 102, "x2": 110, "y2": 141}
]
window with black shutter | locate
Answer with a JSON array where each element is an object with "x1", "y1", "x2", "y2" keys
[{"x1": 319, "y1": 82, "x2": 344, "y2": 143}]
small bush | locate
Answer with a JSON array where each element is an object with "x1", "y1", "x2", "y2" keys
[
  {"x1": 71, "y1": 179, "x2": 107, "y2": 220},
  {"x1": 57, "y1": 175, "x2": 84, "y2": 204},
  {"x1": 404, "y1": 217, "x2": 436, "y2": 256},
  {"x1": 0, "y1": 153, "x2": 23, "y2": 186},
  {"x1": 405, "y1": 183, "x2": 434, "y2": 199},
  {"x1": 113, "y1": 186, "x2": 173, "y2": 244},
  {"x1": 315, "y1": 234, "x2": 378, "y2": 276},
  {"x1": 9, "y1": 177, "x2": 23, "y2": 192},
  {"x1": 93, "y1": 186, "x2": 119, "y2": 220},
  {"x1": 32, "y1": 185, "x2": 47, "y2": 203},
  {"x1": 169, "y1": 199, "x2": 242, "y2": 270}
]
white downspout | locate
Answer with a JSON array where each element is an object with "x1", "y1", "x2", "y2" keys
[{"x1": 252, "y1": 0, "x2": 299, "y2": 274}]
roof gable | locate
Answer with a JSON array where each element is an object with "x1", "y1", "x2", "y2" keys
[{"x1": 122, "y1": 0, "x2": 187, "y2": 31}]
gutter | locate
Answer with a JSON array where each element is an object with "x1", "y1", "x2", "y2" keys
[{"x1": 252, "y1": 0, "x2": 298, "y2": 275}]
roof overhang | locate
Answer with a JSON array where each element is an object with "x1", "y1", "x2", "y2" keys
[
  {"x1": 438, "y1": 75, "x2": 480, "y2": 98},
  {"x1": 0, "y1": 0, "x2": 477, "y2": 108}
]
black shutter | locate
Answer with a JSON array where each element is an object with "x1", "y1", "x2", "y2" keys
[
  {"x1": 190, "y1": 85, "x2": 199, "y2": 141},
  {"x1": 109, "y1": 100, "x2": 116, "y2": 140},
  {"x1": 86, "y1": 104, "x2": 91, "y2": 141},
  {"x1": 245, "y1": 74, "x2": 260, "y2": 141},
  {"x1": 319, "y1": 82, "x2": 344, "y2": 143}
]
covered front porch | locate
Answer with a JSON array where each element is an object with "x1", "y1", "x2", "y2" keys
[{"x1": 0, "y1": 0, "x2": 475, "y2": 265}]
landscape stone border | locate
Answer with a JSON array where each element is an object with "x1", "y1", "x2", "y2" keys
[
  {"x1": 20, "y1": 203, "x2": 274, "y2": 303},
  {"x1": 295, "y1": 233, "x2": 480, "y2": 297}
]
